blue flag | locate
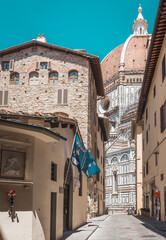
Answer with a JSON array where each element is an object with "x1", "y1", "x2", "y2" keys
[
  {"x1": 82, "y1": 150, "x2": 101, "y2": 178},
  {"x1": 70, "y1": 132, "x2": 101, "y2": 178}
]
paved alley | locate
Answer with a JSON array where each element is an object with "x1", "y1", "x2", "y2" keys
[
  {"x1": 61, "y1": 214, "x2": 166, "y2": 240},
  {"x1": 88, "y1": 214, "x2": 166, "y2": 240}
]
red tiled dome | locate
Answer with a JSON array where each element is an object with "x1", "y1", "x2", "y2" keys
[{"x1": 101, "y1": 35, "x2": 149, "y2": 83}]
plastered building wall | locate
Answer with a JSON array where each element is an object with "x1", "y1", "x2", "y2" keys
[{"x1": 142, "y1": 33, "x2": 166, "y2": 221}]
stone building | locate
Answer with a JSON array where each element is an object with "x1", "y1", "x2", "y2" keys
[
  {"x1": 98, "y1": 6, "x2": 151, "y2": 212},
  {"x1": 136, "y1": 0, "x2": 166, "y2": 221},
  {"x1": 0, "y1": 37, "x2": 108, "y2": 239}
]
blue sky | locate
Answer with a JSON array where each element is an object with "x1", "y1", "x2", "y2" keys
[{"x1": 0, "y1": 0, "x2": 159, "y2": 61}]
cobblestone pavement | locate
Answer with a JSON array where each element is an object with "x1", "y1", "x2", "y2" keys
[{"x1": 88, "y1": 214, "x2": 166, "y2": 240}]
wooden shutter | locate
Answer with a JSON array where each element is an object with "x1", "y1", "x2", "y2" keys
[
  {"x1": 0, "y1": 91, "x2": 3, "y2": 105},
  {"x1": 161, "y1": 105, "x2": 164, "y2": 132},
  {"x1": 48, "y1": 61, "x2": 52, "y2": 70},
  {"x1": 63, "y1": 89, "x2": 68, "y2": 104},
  {"x1": 57, "y1": 89, "x2": 62, "y2": 104},
  {"x1": 162, "y1": 55, "x2": 166, "y2": 82},
  {"x1": 4, "y1": 91, "x2": 8, "y2": 105},
  {"x1": 164, "y1": 105, "x2": 166, "y2": 131},
  {"x1": 9, "y1": 60, "x2": 14, "y2": 71},
  {"x1": 35, "y1": 61, "x2": 40, "y2": 70}
]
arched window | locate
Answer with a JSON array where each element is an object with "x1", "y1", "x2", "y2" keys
[
  {"x1": 29, "y1": 72, "x2": 39, "y2": 85},
  {"x1": 111, "y1": 157, "x2": 118, "y2": 163},
  {"x1": 10, "y1": 73, "x2": 19, "y2": 85},
  {"x1": 140, "y1": 28, "x2": 142, "y2": 34},
  {"x1": 69, "y1": 71, "x2": 78, "y2": 83},
  {"x1": 121, "y1": 154, "x2": 129, "y2": 162},
  {"x1": 49, "y1": 72, "x2": 58, "y2": 84}
]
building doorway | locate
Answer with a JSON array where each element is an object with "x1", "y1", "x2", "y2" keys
[
  {"x1": 63, "y1": 158, "x2": 73, "y2": 232},
  {"x1": 50, "y1": 192, "x2": 57, "y2": 240}
]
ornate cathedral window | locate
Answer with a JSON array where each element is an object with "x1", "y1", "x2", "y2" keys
[{"x1": 121, "y1": 154, "x2": 129, "y2": 161}]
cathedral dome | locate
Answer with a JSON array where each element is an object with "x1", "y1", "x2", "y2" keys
[{"x1": 101, "y1": 5, "x2": 150, "y2": 83}]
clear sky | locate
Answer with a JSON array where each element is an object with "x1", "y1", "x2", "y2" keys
[{"x1": 0, "y1": 0, "x2": 160, "y2": 61}]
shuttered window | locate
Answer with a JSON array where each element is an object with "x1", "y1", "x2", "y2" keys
[
  {"x1": 0, "y1": 91, "x2": 8, "y2": 106},
  {"x1": 160, "y1": 104, "x2": 166, "y2": 132},
  {"x1": 63, "y1": 89, "x2": 68, "y2": 104},
  {"x1": 35, "y1": 62, "x2": 40, "y2": 70},
  {"x1": 57, "y1": 89, "x2": 62, "y2": 104},
  {"x1": 57, "y1": 89, "x2": 68, "y2": 105},
  {"x1": 48, "y1": 61, "x2": 51, "y2": 70},
  {"x1": 4, "y1": 91, "x2": 8, "y2": 105},
  {"x1": 9, "y1": 60, "x2": 14, "y2": 71},
  {"x1": 162, "y1": 55, "x2": 166, "y2": 82}
]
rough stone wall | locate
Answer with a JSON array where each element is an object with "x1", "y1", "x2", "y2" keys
[
  {"x1": 87, "y1": 65, "x2": 97, "y2": 157},
  {"x1": 0, "y1": 46, "x2": 93, "y2": 147}
]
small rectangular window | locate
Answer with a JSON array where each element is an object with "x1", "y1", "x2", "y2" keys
[
  {"x1": 51, "y1": 162, "x2": 57, "y2": 181},
  {"x1": 0, "y1": 91, "x2": 8, "y2": 106},
  {"x1": 57, "y1": 89, "x2": 62, "y2": 104},
  {"x1": 146, "y1": 130, "x2": 148, "y2": 144},
  {"x1": 97, "y1": 173, "x2": 100, "y2": 182},
  {"x1": 36, "y1": 61, "x2": 40, "y2": 70},
  {"x1": 146, "y1": 108, "x2": 148, "y2": 121},
  {"x1": 162, "y1": 55, "x2": 166, "y2": 82},
  {"x1": 0, "y1": 91, "x2": 3, "y2": 105},
  {"x1": 97, "y1": 148, "x2": 99, "y2": 159},
  {"x1": 57, "y1": 89, "x2": 68, "y2": 105},
  {"x1": 160, "y1": 104, "x2": 166, "y2": 133},
  {"x1": 154, "y1": 112, "x2": 157, "y2": 127},
  {"x1": 161, "y1": 173, "x2": 164, "y2": 181},
  {"x1": 155, "y1": 152, "x2": 158, "y2": 166},
  {"x1": 79, "y1": 175, "x2": 82, "y2": 196},
  {"x1": 40, "y1": 62, "x2": 47, "y2": 69},
  {"x1": 153, "y1": 85, "x2": 156, "y2": 98},
  {"x1": 2, "y1": 62, "x2": 9, "y2": 71},
  {"x1": 63, "y1": 89, "x2": 68, "y2": 104},
  {"x1": 9, "y1": 60, "x2": 14, "y2": 71},
  {"x1": 146, "y1": 161, "x2": 149, "y2": 175}
]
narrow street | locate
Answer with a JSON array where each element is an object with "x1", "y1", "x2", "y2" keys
[
  {"x1": 62, "y1": 214, "x2": 166, "y2": 240},
  {"x1": 88, "y1": 214, "x2": 166, "y2": 240}
]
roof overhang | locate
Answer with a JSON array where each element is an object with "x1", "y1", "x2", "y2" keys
[
  {"x1": 137, "y1": 0, "x2": 166, "y2": 121},
  {"x1": 0, "y1": 40, "x2": 104, "y2": 96},
  {"x1": 0, "y1": 118, "x2": 67, "y2": 142}
]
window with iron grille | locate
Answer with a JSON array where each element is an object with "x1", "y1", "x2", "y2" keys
[{"x1": 51, "y1": 162, "x2": 57, "y2": 181}]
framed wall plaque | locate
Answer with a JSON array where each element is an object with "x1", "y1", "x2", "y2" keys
[{"x1": 0, "y1": 150, "x2": 25, "y2": 179}]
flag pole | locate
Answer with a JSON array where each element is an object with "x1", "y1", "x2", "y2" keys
[{"x1": 64, "y1": 126, "x2": 78, "y2": 186}]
